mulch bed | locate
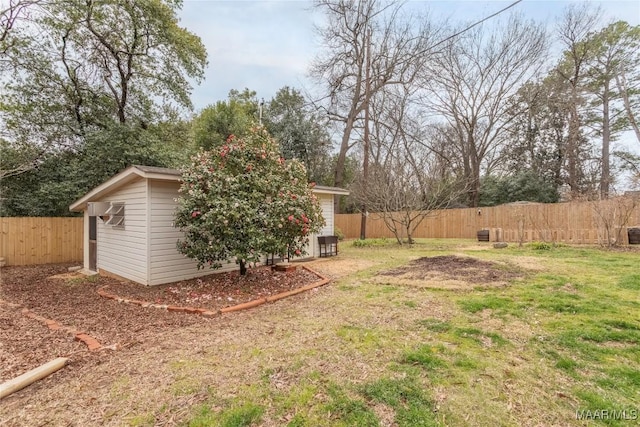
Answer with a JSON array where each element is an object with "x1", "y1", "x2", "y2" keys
[
  {"x1": 0, "y1": 263, "x2": 319, "y2": 382},
  {"x1": 108, "y1": 265, "x2": 319, "y2": 312},
  {"x1": 0, "y1": 304, "x2": 86, "y2": 383},
  {"x1": 379, "y1": 255, "x2": 523, "y2": 283}
]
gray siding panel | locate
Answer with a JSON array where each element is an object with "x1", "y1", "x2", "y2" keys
[
  {"x1": 148, "y1": 180, "x2": 238, "y2": 285},
  {"x1": 96, "y1": 179, "x2": 148, "y2": 284}
]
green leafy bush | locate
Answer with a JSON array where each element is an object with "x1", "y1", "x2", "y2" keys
[{"x1": 175, "y1": 126, "x2": 324, "y2": 275}]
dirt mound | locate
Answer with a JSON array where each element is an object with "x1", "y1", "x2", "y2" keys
[{"x1": 376, "y1": 255, "x2": 522, "y2": 290}]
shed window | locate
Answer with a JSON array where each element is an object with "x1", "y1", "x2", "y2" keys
[{"x1": 104, "y1": 202, "x2": 125, "y2": 228}]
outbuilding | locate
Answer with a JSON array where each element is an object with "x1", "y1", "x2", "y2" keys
[{"x1": 69, "y1": 165, "x2": 348, "y2": 286}]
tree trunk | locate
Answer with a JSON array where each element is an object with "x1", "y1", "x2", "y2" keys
[
  {"x1": 239, "y1": 260, "x2": 247, "y2": 276},
  {"x1": 616, "y1": 72, "x2": 640, "y2": 144},
  {"x1": 567, "y1": 83, "x2": 580, "y2": 198},
  {"x1": 333, "y1": 114, "x2": 356, "y2": 214},
  {"x1": 406, "y1": 226, "x2": 414, "y2": 244},
  {"x1": 600, "y1": 82, "x2": 610, "y2": 199},
  {"x1": 469, "y1": 143, "x2": 481, "y2": 208},
  {"x1": 359, "y1": 29, "x2": 372, "y2": 239}
]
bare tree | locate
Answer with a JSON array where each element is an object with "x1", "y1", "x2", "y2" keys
[
  {"x1": 310, "y1": 0, "x2": 437, "y2": 211},
  {"x1": 615, "y1": 150, "x2": 640, "y2": 190},
  {"x1": 591, "y1": 196, "x2": 639, "y2": 247},
  {"x1": 422, "y1": 14, "x2": 548, "y2": 207},
  {"x1": 351, "y1": 84, "x2": 465, "y2": 244},
  {"x1": 351, "y1": 140, "x2": 463, "y2": 244},
  {"x1": 555, "y1": 3, "x2": 602, "y2": 198}
]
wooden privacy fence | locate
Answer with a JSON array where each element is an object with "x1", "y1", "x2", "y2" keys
[
  {"x1": 1, "y1": 198, "x2": 639, "y2": 266},
  {"x1": 0, "y1": 217, "x2": 83, "y2": 266},
  {"x1": 335, "y1": 197, "x2": 640, "y2": 245}
]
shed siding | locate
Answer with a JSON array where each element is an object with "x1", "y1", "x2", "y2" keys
[
  {"x1": 96, "y1": 179, "x2": 148, "y2": 284},
  {"x1": 319, "y1": 194, "x2": 334, "y2": 235},
  {"x1": 310, "y1": 193, "x2": 335, "y2": 257},
  {"x1": 148, "y1": 181, "x2": 237, "y2": 286}
]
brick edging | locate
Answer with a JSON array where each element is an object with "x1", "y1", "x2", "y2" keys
[
  {"x1": 0, "y1": 299, "x2": 102, "y2": 351},
  {"x1": 97, "y1": 265, "x2": 331, "y2": 316}
]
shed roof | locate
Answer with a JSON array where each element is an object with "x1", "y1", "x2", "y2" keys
[
  {"x1": 70, "y1": 165, "x2": 349, "y2": 212},
  {"x1": 133, "y1": 165, "x2": 182, "y2": 176},
  {"x1": 310, "y1": 185, "x2": 350, "y2": 196}
]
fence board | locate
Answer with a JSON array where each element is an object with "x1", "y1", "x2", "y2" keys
[
  {"x1": 0, "y1": 217, "x2": 83, "y2": 266},
  {"x1": 336, "y1": 198, "x2": 640, "y2": 245}
]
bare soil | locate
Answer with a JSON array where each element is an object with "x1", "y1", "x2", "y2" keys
[
  {"x1": 0, "y1": 263, "x2": 318, "y2": 382},
  {"x1": 376, "y1": 255, "x2": 523, "y2": 289}
]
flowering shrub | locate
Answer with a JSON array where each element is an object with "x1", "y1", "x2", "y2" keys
[{"x1": 174, "y1": 126, "x2": 324, "y2": 275}]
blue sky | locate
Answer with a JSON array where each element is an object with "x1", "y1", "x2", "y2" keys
[{"x1": 179, "y1": 0, "x2": 640, "y2": 111}]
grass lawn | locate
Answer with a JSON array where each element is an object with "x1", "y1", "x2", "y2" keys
[
  {"x1": 3, "y1": 239, "x2": 638, "y2": 426},
  {"x1": 177, "y1": 240, "x2": 640, "y2": 426}
]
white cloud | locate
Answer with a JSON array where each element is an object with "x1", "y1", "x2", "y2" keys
[{"x1": 180, "y1": 0, "x2": 319, "y2": 108}]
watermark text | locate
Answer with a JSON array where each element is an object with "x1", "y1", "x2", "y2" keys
[{"x1": 576, "y1": 409, "x2": 638, "y2": 421}]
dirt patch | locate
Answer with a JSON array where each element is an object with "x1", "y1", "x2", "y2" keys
[
  {"x1": 48, "y1": 271, "x2": 84, "y2": 280},
  {"x1": 375, "y1": 255, "x2": 523, "y2": 290},
  {"x1": 0, "y1": 263, "x2": 320, "y2": 383},
  {"x1": 559, "y1": 282, "x2": 578, "y2": 294},
  {"x1": 598, "y1": 341, "x2": 637, "y2": 349}
]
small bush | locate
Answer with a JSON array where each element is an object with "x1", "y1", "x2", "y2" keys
[
  {"x1": 334, "y1": 226, "x2": 345, "y2": 241},
  {"x1": 529, "y1": 241, "x2": 552, "y2": 250}
]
